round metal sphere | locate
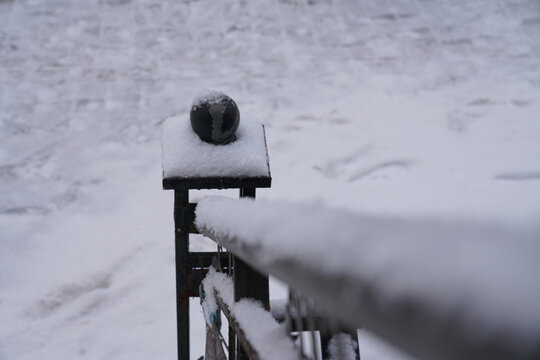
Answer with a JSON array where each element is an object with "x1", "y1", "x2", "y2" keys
[{"x1": 190, "y1": 92, "x2": 240, "y2": 145}]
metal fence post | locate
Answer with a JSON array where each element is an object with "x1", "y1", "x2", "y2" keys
[
  {"x1": 174, "y1": 189, "x2": 190, "y2": 360},
  {"x1": 233, "y1": 187, "x2": 270, "y2": 360},
  {"x1": 163, "y1": 100, "x2": 271, "y2": 360}
]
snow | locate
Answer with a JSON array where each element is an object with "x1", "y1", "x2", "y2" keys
[
  {"x1": 162, "y1": 114, "x2": 270, "y2": 178},
  {"x1": 1, "y1": 0, "x2": 539, "y2": 359},
  {"x1": 327, "y1": 333, "x2": 358, "y2": 360},
  {"x1": 269, "y1": 298, "x2": 287, "y2": 321},
  {"x1": 196, "y1": 196, "x2": 540, "y2": 350},
  {"x1": 192, "y1": 90, "x2": 229, "y2": 110},
  {"x1": 201, "y1": 267, "x2": 297, "y2": 360}
]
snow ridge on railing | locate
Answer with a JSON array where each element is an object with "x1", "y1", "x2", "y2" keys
[
  {"x1": 196, "y1": 196, "x2": 540, "y2": 360},
  {"x1": 201, "y1": 267, "x2": 298, "y2": 360}
]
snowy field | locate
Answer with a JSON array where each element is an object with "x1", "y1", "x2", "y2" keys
[{"x1": 1, "y1": 0, "x2": 539, "y2": 359}]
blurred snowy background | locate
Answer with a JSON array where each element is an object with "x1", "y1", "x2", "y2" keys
[{"x1": 1, "y1": 0, "x2": 539, "y2": 359}]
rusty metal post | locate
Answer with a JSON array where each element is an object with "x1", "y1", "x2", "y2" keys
[{"x1": 174, "y1": 189, "x2": 190, "y2": 360}]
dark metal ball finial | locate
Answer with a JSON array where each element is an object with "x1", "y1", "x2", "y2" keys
[{"x1": 190, "y1": 91, "x2": 240, "y2": 145}]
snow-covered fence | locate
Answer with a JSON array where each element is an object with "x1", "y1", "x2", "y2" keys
[
  {"x1": 195, "y1": 196, "x2": 540, "y2": 360},
  {"x1": 162, "y1": 102, "x2": 275, "y2": 360},
  {"x1": 162, "y1": 94, "x2": 539, "y2": 360}
]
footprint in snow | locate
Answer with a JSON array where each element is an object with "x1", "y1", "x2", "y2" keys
[
  {"x1": 494, "y1": 172, "x2": 540, "y2": 181},
  {"x1": 27, "y1": 273, "x2": 112, "y2": 318},
  {"x1": 26, "y1": 245, "x2": 148, "y2": 320},
  {"x1": 313, "y1": 146, "x2": 371, "y2": 179},
  {"x1": 348, "y1": 159, "x2": 416, "y2": 182}
]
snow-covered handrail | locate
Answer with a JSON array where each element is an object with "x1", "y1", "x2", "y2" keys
[
  {"x1": 201, "y1": 268, "x2": 298, "y2": 360},
  {"x1": 195, "y1": 196, "x2": 540, "y2": 360}
]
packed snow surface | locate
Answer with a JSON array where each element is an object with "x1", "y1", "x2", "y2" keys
[
  {"x1": 1, "y1": 0, "x2": 539, "y2": 359},
  {"x1": 201, "y1": 267, "x2": 297, "y2": 360},
  {"x1": 196, "y1": 196, "x2": 540, "y2": 349},
  {"x1": 162, "y1": 115, "x2": 270, "y2": 178}
]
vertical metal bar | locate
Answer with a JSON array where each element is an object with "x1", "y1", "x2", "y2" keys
[
  {"x1": 306, "y1": 299, "x2": 321, "y2": 360},
  {"x1": 227, "y1": 247, "x2": 236, "y2": 360},
  {"x1": 174, "y1": 189, "x2": 190, "y2": 360},
  {"x1": 292, "y1": 292, "x2": 305, "y2": 358},
  {"x1": 357, "y1": 331, "x2": 361, "y2": 360},
  {"x1": 234, "y1": 257, "x2": 270, "y2": 309},
  {"x1": 236, "y1": 188, "x2": 269, "y2": 310},
  {"x1": 228, "y1": 324, "x2": 236, "y2": 360},
  {"x1": 320, "y1": 332, "x2": 331, "y2": 360},
  {"x1": 234, "y1": 187, "x2": 270, "y2": 360},
  {"x1": 239, "y1": 187, "x2": 256, "y2": 198}
]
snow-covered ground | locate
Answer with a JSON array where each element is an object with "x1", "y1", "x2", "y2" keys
[{"x1": 1, "y1": 0, "x2": 539, "y2": 359}]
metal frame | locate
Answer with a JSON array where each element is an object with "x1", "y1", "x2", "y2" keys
[
  {"x1": 163, "y1": 176, "x2": 271, "y2": 191},
  {"x1": 173, "y1": 189, "x2": 190, "y2": 360},
  {"x1": 167, "y1": 176, "x2": 271, "y2": 360},
  {"x1": 168, "y1": 178, "x2": 358, "y2": 360}
]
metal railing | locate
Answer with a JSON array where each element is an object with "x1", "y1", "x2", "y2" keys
[
  {"x1": 162, "y1": 95, "x2": 539, "y2": 360},
  {"x1": 195, "y1": 196, "x2": 540, "y2": 360}
]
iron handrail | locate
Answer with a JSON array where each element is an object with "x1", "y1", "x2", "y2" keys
[{"x1": 196, "y1": 197, "x2": 540, "y2": 360}]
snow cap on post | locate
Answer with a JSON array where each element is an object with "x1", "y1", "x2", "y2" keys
[{"x1": 190, "y1": 90, "x2": 240, "y2": 145}]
